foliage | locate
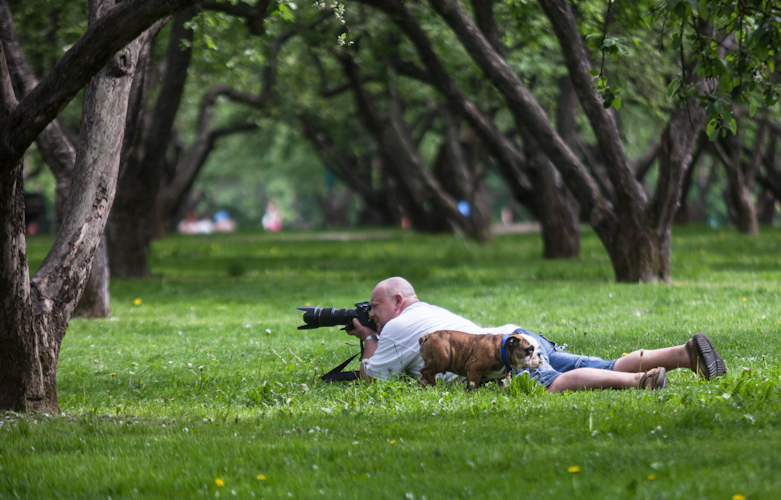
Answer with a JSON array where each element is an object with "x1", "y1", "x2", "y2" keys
[
  {"x1": 664, "y1": 0, "x2": 781, "y2": 139},
  {"x1": 4, "y1": 226, "x2": 781, "y2": 498},
  {"x1": 580, "y1": 0, "x2": 781, "y2": 139}
]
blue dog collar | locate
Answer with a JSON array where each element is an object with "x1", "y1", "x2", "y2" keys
[{"x1": 500, "y1": 333, "x2": 513, "y2": 372}]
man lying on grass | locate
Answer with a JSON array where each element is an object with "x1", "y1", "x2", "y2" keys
[{"x1": 347, "y1": 277, "x2": 727, "y2": 391}]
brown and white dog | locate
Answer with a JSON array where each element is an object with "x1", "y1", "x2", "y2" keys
[{"x1": 418, "y1": 330, "x2": 543, "y2": 390}]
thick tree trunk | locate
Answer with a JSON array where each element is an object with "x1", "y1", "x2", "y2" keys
[
  {"x1": 0, "y1": 0, "x2": 186, "y2": 412},
  {"x1": 0, "y1": 152, "x2": 37, "y2": 412},
  {"x1": 0, "y1": 4, "x2": 111, "y2": 316},
  {"x1": 603, "y1": 212, "x2": 671, "y2": 283}
]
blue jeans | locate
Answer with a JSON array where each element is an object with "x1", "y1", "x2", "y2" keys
[{"x1": 513, "y1": 328, "x2": 617, "y2": 387}]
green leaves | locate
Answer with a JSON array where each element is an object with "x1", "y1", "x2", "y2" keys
[
  {"x1": 705, "y1": 114, "x2": 736, "y2": 141},
  {"x1": 590, "y1": 70, "x2": 624, "y2": 110},
  {"x1": 659, "y1": 0, "x2": 781, "y2": 137}
]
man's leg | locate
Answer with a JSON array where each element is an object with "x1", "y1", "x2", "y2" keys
[
  {"x1": 546, "y1": 367, "x2": 666, "y2": 392},
  {"x1": 612, "y1": 345, "x2": 689, "y2": 373},
  {"x1": 612, "y1": 333, "x2": 727, "y2": 380}
]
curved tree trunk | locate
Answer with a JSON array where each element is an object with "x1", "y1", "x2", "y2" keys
[
  {"x1": 371, "y1": 0, "x2": 579, "y2": 255},
  {"x1": 0, "y1": 5, "x2": 111, "y2": 316},
  {"x1": 1, "y1": 0, "x2": 193, "y2": 413},
  {"x1": 427, "y1": 0, "x2": 707, "y2": 282}
]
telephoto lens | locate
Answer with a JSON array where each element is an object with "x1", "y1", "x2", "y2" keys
[{"x1": 297, "y1": 306, "x2": 357, "y2": 330}]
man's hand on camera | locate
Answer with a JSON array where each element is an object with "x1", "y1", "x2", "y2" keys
[{"x1": 348, "y1": 318, "x2": 378, "y2": 341}]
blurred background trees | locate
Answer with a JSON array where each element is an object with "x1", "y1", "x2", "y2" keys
[{"x1": 10, "y1": 0, "x2": 781, "y2": 278}]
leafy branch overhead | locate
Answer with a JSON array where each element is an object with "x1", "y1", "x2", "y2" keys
[{"x1": 583, "y1": 0, "x2": 780, "y2": 139}]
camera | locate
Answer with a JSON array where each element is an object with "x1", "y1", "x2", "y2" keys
[{"x1": 297, "y1": 301, "x2": 377, "y2": 332}]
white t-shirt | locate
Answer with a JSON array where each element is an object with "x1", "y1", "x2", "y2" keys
[{"x1": 363, "y1": 302, "x2": 519, "y2": 381}]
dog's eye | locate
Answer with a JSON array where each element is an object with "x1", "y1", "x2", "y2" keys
[{"x1": 526, "y1": 346, "x2": 534, "y2": 356}]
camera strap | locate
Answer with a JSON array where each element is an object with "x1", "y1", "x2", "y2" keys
[{"x1": 321, "y1": 340, "x2": 363, "y2": 382}]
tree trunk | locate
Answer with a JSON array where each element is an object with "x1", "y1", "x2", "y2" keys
[
  {"x1": 0, "y1": 147, "x2": 37, "y2": 412},
  {"x1": 603, "y1": 212, "x2": 670, "y2": 283},
  {"x1": 0, "y1": 0, "x2": 188, "y2": 413},
  {"x1": 526, "y1": 138, "x2": 580, "y2": 259},
  {"x1": 674, "y1": 133, "x2": 707, "y2": 224},
  {"x1": 298, "y1": 114, "x2": 396, "y2": 225},
  {"x1": 359, "y1": 0, "x2": 583, "y2": 250},
  {"x1": 343, "y1": 55, "x2": 479, "y2": 238},
  {"x1": 757, "y1": 131, "x2": 779, "y2": 225},
  {"x1": 427, "y1": 0, "x2": 706, "y2": 282},
  {"x1": 713, "y1": 124, "x2": 759, "y2": 235},
  {"x1": 108, "y1": 7, "x2": 196, "y2": 278},
  {"x1": 73, "y1": 237, "x2": 110, "y2": 318},
  {"x1": 0, "y1": 4, "x2": 111, "y2": 316}
]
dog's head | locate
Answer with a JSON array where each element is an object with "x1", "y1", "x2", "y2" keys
[{"x1": 505, "y1": 333, "x2": 543, "y2": 370}]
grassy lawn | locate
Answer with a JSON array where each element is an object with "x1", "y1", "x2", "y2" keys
[{"x1": 2, "y1": 226, "x2": 780, "y2": 499}]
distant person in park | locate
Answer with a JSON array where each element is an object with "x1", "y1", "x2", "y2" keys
[
  {"x1": 177, "y1": 211, "x2": 215, "y2": 234},
  {"x1": 347, "y1": 277, "x2": 727, "y2": 391},
  {"x1": 262, "y1": 201, "x2": 282, "y2": 232},
  {"x1": 213, "y1": 210, "x2": 237, "y2": 232}
]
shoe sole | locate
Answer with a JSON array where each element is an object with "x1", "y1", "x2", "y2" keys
[
  {"x1": 692, "y1": 333, "x2": 727, "y2": 380},
  {"x1": 654, "y1": 367, "x2": 667, "y2": 389}
]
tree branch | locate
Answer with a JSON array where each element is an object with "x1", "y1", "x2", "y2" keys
[{"x1": 2, "y1": 0, "x2": 201, "y2": 165}]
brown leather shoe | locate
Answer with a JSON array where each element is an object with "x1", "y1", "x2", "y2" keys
[
  {"x1": 638, "y1": 367, "x2": 667, "y2": 390},
  {"x1": 685, "y1": 333, "x2": 727, "y2": 380}
]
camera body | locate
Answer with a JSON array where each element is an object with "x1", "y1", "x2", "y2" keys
[{"x1": 297, "y1": 301, "x2": 377, "y2": 332}]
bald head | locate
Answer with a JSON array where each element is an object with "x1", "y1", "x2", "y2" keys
[
  {"x1": 368, "y1": 277, "x2": 419, "y2": 332},
  {"x1": 375, "y1": 277, "x2": 417, "y2": 301}
]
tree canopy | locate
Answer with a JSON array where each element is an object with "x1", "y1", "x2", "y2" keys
[{"x1": 2, "y1": 0, "x2": 781, "y2": 412}]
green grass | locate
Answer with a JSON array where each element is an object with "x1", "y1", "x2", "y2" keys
[{"x1": 3, "y1": 226, "x2": 780, "y2": 499}]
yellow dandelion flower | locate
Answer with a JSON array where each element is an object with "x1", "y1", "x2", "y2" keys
[
  {"x1": 109, "y1": 373, "x2": 116, "y2": 376},
  {"x1": 741, "y1": 297, "x2": 747, "y2": 302},
  {"x1": 257, "y1": 475, "x2": 266, "y2": 481},
  {"x1": 568, "y1": 465, "x2": 581, "y2": 473},
  {"x1": 133, "y1": 298, "x2": 142, "y2": 305},
  {"x1": 732, "y1": 495, "x2": 746, "y2": 500},
  {"x1": 390, "y1": 440, "x2": 396, "y2": 444},
  {"x1": 561, "y1": 319, "x2": 567, "y2": 323},
  {"x1": 622, "y1": 353, "x2": 628, "y2": 356},
  {"x1": 647, "y1": 474, "x2": 658, "y2": 481},
  {"x1": 215, "y1": 478, "x2": 225, "y2": 487}
]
